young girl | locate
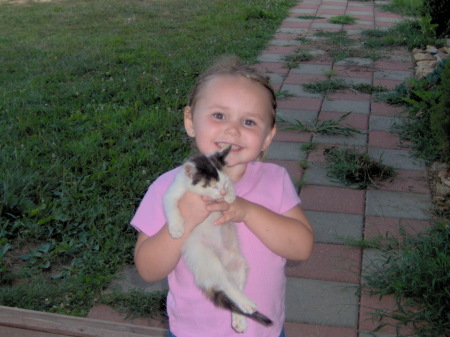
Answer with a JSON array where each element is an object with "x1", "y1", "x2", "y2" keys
[{"x1": 131, "y1": 55, "x2": 314, "y2": 337}]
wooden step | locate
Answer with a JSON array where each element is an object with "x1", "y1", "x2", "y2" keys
[{"x1": 0, "y1": 306, "x2": 167, "y2": 337}]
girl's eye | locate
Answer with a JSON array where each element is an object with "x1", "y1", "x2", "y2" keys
[
  {"x1": 213, "y1": 112, "x2": 225, "y2": 120},
  {"x1": 243, "y1": 119, "x2": 256, "y2": 126}
]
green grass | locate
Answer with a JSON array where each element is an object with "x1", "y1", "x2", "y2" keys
[
  {"x1": 380, "y1": 0, "x2": 424, "y2": 16},
  {"x1": 323, "y1": 147, "x2": 397, "y2": 189},
  {"x1": 361, "y1": 18, "x2": 446, "y2": 51},
  {"x1": 0, "y1": 0, "x2": 297, "y2": 315},
  {"x1": 328, "y1": 15, "x2": 357, "y2": 25},
  {"x1": 297, "y1": 15, "x2": 325, "y2": 19},
  {"x1": 312, "y1": 30, "x2": 385, "y2": 61},
  {"x1": 362, "y1": 29, "x2": 389, "y2": 38},
  {"x1": 284, "y1": 50, "x2": 314, "y2": 68},
  {"x1": 276, "y1": 89, "x2": 295, "y2": 99},
  {"x1": 303, "y1": 79, "x2": 348, "y2": 94},
  {"x1": 278, "y1": 112, "x2": 362, "y2": 137},
  {"x1": 101, "y1": 289, "x2": 168, "y2": 320},
  {"x1": 362, "y1": 222, "x2": 450, "y2": 336},
  {"x1": 300, "y1": 141, "x2": 319, "y2": 154},
  {"x1": 314, "y1": 30, "x2": 342, "y2": 37},
  {"x1": 378, "y1": 62, "x2": 449, "y2": 165},
  {"x1": 303, "y1": 79, "x2": 387, "y2": 95}
]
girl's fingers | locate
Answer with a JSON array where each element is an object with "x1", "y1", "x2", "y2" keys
[{"x1": 206, "y1": 201, "x2": 229, "y2": 212}]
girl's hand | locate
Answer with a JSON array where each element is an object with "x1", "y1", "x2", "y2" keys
[
  {"x1": 177, "y1": 191, "x2": 212, "y2": 233},
  {"x1": 206, "y1": 196, "x2": 250, "y2": 225}
]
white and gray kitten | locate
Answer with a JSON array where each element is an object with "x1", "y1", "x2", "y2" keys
[{"x1": 163, "y1": 146, "x2": 272, "y2": 333}]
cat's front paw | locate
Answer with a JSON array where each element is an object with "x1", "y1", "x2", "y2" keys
[
  {"x1": 232, "y1": 313, "x2": 247, "y2": 333},
  {"x1": 168, "y1": 218, "x2": 185, "y2": 239},
  {"x1": 224, "y1": 188, "x2": 236, "y2": 204}
]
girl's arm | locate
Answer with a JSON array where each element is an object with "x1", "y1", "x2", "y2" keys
[
  {"x1": 210, "y1": 198, "x2": 314, "y2": 261},
  {"x1": 134, "y1": 227, "x2": 184, "y2": 282},
  {"x1": 134, "y1": 191, "x2": 212, "y2": 282}
]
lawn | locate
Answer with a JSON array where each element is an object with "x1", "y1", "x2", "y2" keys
[{"x1": 0, "y1": 0, "x2": 297, "y2": 316}]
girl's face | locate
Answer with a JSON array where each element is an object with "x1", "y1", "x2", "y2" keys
[{"x1": 184, "y1": 75, "x2": 276, "y2": 180}]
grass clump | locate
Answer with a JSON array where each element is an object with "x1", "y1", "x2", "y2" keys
[
  {"x1": 278, "y1": 112, "x2": 362, "y2": 137},
  {"x1": 361, "y1": 17, "x2": 445, "y2": 51},
  {"x1": 300, "y1": 141, "x2": 319, "y2": 154},
  {"x1": 284, "y1": 50, "x2": 314, "y2": 68},
  {"x1": 381, "y1": 59, "x2": 450, "y2": 164},
  {"x1": 352, "y1": 83, "x2": 387, "y2": 94},
  {"x1": 362, "y1": 222, "x2": 450, "y2": 336},
  {"x1": 0, "y1": 0, "x2": 297, "y2": 315},
  {"x1": 328, "y1": 15, "x2": 357, "y2": 25},
  {"x1": 276, "y1": 89, "x2": 294, "y2": 99},
  {"x1": 297, "y1": 15, "x2": 325, "y2": 19},
  {"x1": 386, "y1": 19, "x2": 445, "y2": 50},
  {"x1": 313, "y1": 30, "x2": 384, "y2": 61},
  {"x1": 323, "y1": 147, "x2": 397, "y2": 189},
  {"x1": 303, "y1": 79, "x2": 348, "y2": 94},
  {"x1": 303, "y1": 79, "x2": 386, "y2": 95},
  {"x1": 314, "y1": 30, "x2": 348, "y2": 38}
]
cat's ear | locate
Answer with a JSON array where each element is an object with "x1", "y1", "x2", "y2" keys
[
  {"x1": 184, "y1": 162, "x2": 197, "y2": 179},
  {"x1": 213, "y1": 145, "x2": 232, "y2": 167}
]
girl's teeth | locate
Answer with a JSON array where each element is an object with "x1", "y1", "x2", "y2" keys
[{"x1": 218, "y1": 143, "x2": 241, "y2": 150}]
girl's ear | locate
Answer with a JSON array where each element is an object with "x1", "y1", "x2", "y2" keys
[
  {"x1": 262, "y1": 126, "x2": 277, "y2": 151},
  {"x1": 184, "y1": 106, "x2": 195, "y2": 137}
]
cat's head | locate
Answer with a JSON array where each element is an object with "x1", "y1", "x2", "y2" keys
[{"x1": 183, "y1": 146, "x2": 232, "y2": 198}]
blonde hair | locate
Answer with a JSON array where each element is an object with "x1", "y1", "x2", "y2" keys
[{"x1": 187, "y1": 55, "x2": 277, "y2": 128}]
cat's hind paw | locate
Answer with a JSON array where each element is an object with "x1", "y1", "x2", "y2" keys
[
  {"x1": 232, "y1": 313, "x2": 247, "y2": 333},
  {"x1": 237, "y1": 297, "x2": 257, "y2": 315}
]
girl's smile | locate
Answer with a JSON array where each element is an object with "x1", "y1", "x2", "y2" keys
[{"x1": 216, "y1": 142, "x2": 243, "y2": 151}]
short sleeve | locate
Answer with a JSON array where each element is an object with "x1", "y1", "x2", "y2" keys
[
  {"x1": 235, "y1": 162, "x2": 300, "y2": 216},
  {"x1": 278, "y1": 166, "x2": 301, "y2": 214},
  {"x1": 130, "y1": 167, "x2": 179, "y2": 237}
]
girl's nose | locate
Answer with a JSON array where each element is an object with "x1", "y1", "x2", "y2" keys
[{"x1": 225, "y1": 122, "x2": 240, "y2": 137}]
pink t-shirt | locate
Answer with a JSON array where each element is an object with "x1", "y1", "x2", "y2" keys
[{"x1": 131, "y1": 161, "x2": 300, "y2": 337}]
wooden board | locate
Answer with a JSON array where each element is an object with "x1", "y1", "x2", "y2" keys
[{"x1": 0, "y1": 306, "x2": 168, "y2": 337}]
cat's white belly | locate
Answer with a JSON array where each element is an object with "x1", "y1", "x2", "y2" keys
[{"x1": 189, "y1": 212, "x2": 226, "y2": 247}]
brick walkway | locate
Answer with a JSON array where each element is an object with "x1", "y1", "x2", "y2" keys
[{"x1": 88, "y1": 1, "x2": 433, "y2": 336}]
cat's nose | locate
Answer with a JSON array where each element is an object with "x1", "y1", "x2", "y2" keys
[{"x1": 220, "y1": 189, "x2": 226, "y2": 196}]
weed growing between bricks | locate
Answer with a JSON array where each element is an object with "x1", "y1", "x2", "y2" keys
[
  {"x1": 328, "y1": 15, "x2": 357, "y2": 25},
  {"x1": 277, "y1": 112, "x2": 363, "y2": 137},
  {"x1": 323, "y1": 147, "x2": 397, "y2": 189},
  {"x1": 303, "y1": 79, "x2": 387, "y2": 95},
  {"x1": 284, "y1": 50, "x2": 314, "y2": 68}
]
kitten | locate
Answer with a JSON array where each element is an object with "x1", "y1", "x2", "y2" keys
[{"x1": 163, "y1": 146, "x2": 272, "y2": 333}]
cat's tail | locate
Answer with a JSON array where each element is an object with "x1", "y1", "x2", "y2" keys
[{"x1": 208, "y1": 290, "x2": 273, "y2": 326}]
